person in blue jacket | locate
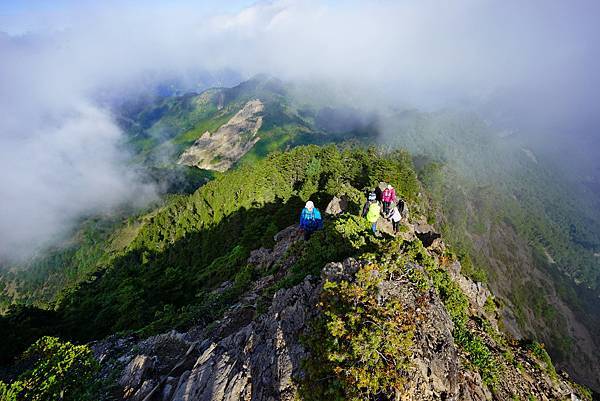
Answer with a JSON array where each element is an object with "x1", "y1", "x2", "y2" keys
[{"x1": 299, "y1": 200, "x2": 323, "y2": 240}]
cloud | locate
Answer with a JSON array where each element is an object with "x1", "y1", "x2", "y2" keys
[
  {"x1": 0, "y1": 30, "x2": 159, "y2": 260},
  {"x1": 1, "y1": 0, "x2": 599, "y2": 258}
]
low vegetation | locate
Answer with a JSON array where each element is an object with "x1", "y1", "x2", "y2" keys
[
  {"x1": 0, "y1": 336, "x2": 98, "y2": 401},
  {"x1": 302, "y1": 261, "x2": 415, "y2": 400},
  {"x1": 0, "y1": 145, "x2": 420, "y2": 365}
]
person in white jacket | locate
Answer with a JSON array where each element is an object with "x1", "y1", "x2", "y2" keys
[{"x1": 387, "y1": 204, "x2": 402, "y2": 234}]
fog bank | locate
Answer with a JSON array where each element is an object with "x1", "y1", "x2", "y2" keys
[{"x1": 1, "y1": 0, "x2": 599, "y2": 258}]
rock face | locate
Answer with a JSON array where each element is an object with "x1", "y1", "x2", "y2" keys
[
  {"x1": 178, "y1": 100, "x2": 264, "y2": 172},
  {"x1": 96, "y1": 276, "x2": 319, "y2": 401},
  {"x1": 169, "y1": 278, "x2": 318, "y2": 401},
  {"x1": 94, "y1": 211, "x2": 589, "y2": 401},
  {"x1": 324, "y1": 196, "x2": 348, "y2": 215},
  {"x1": 119, "y1": 355, "x2": 155, "y2": 398},
  {"x1": 414, "y1": 222, "x2": 442, "y2": 247}
]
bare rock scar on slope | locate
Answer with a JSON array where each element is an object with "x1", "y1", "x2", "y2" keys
[{"x1": 178, "y1": 99, "x2": 264, "y2": 172}]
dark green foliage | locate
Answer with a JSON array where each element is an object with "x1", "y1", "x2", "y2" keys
[
  {"x1": 0, "y1": 138, "x2": 582, "y2": 397},
  {"x1": 404, "y1": 111, "x2": 600, "y2": 362},
  {"x1": 0, "y1": 306, "x2": 60, "y2": 365},
  {"x1": 525, "y1": 341, "x2": 558, "y2": 383},
  {"x1": 484, "y1": 295, "x2": 497, "y2": 315},
  {"x1": 3, "y1": 79, "x2": 598, "y2": 394},
  {"x1": 0, "y1": 217, "x2": 124, "y2": 310},
  {"x1": 417, "y1": 153, "x2": 600, "y2": 370},
  {"x1": 301, "y1": 237, "x2": 501, "y2": 399},
  {"x1": 301, "y1": 261, "x2": 415, "y2": 401},
  {"x1": 0, "y1": 336, "x2": 99, "y2": 401},
  {"x1": 278, "y1": 214, "x2": 378, "y2": 290},
  {"x1": 0, "y1": 145, "x2": 420, "y2": 363},
  {"x1": 457, "y1": 250, "x2": 488, "y2": 284}
]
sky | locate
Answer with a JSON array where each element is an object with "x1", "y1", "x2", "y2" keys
[
  {"x1": 1, "y1": 0, "x2": 599, "y2": 260},
  {"x1": 0, "y1": 0, "x2": 257, "y2": 32}
]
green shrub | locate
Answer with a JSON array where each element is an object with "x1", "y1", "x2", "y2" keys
[
  {"x1": 527, "y1": 341, "x2": 558, "y2": 382},
  {"x1": 484, "y1": 296, "x2": 497, "y2": 315},
  {"x1": 301, "y1": 262, "x2": 414, "y2": 401},
  {"x1": 0, "y1": 144, "x2": 422, "y2": 365},
  {"x1": 0, "y1": 336, "x2": 99, "y2": 401}
]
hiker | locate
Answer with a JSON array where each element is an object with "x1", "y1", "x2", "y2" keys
[
  {"x1": 382, "y1": 184, "x2": 396, "y2": 214},
  {"x1": 397, "y1": 198, "x2": 408, "y2": 219},
  {"x1": 374, "y1": 186, "x2": 383, "y2": 203},
  {"x1": 366, "y1": 199, "x2": 381, "y2": 236},
  {"x1": 362, "y1": 192, "x2": 377, "y2": 217},
  {"x1": 299, "y1": 201, "x2": 323, "y2": 240},
  {"x1": 387, "y1": 204, "x2": 402, "y2": 234}
]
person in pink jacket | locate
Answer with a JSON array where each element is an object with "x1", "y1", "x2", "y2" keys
[{"x1": 382, "y1": 184, "x2": 396, "y2": 214}]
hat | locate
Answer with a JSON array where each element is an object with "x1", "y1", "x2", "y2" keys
[
  {"x1": 368, "y1": 193, "x2": 376, "y2": 201},
  {"x1": 305, "y1": 201, "x2": 314, "y2": 210},
  {"x1": 387, "y1": 184, "x2": 392, "y2": 189}
]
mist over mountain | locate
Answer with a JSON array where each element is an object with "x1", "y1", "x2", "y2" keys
[{"x1": 1, "y1": 0, "x2": 600, "y2": 259}]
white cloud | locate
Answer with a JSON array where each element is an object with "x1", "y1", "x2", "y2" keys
[{"x1": 1, "y1": 0, "x2": 599, "y2": 258}]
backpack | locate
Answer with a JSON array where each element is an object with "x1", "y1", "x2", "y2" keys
[
  {"x1": 397, "y1": 199, "x2": 405, "y2": 213},
  {"x1": 302, "y1": 208, "x2": 322, "y2": 231}
]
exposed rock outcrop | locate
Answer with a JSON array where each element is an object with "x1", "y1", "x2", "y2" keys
[
  {"x1": 324, "y1": 196, "x2": 348, "y2": 215},
  {"x1": 169, "y1": 277, "x2": 318, "y2": 401},
  {"x1": 178, "y1": 100, "x2": 264, "y2": 172},
  {"x1": 119, "y1": 355, "x2": 155, "y2": 397}
]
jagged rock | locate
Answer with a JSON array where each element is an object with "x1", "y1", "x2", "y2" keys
[
  {"x1": 119, "y1": 355, "x2": 154, "y2": 397},
  {"x1": 428, "y1": 237, "x2": 446, "y2": 255},
  {"x1": 377, "y1": 215, "x2": 396, "y2": 236},
  {"x1": 321, "y1": 258, "x2": 361, "y2": 282},
  {"x1": 458, "y1": 370, "x2": 493, "y2": 401},
  {"x1": 246, "y1": 226, "x2": 302, "y2": 276},
  {"x1": 247, "y1": 248, "x2": 272, "y2": 270},
  {"x1": 131, "y1": 379, "x2": 155, "y2": 401},
  {"x1": 376, "y1": 273, "x2": 474, "y2": 400},
  {"x1": 448, "y1": 261, "x2": 491, "y2": 309},
  {"x1": 178, "y1": 100, "x2": 264, "y2": 172},
  {"x1": 169, "y1": 276, "x2": 319, "y2": 401},
  {"x1": 135, "y1": 331, "x2": 194, "y2": 374},
  {"x1": 93, "y1": 335, "x2": 136, "y2": 367},
  {"x1": 273, "y1": 225, "x2": 302, "y2": 243},
  {"x1": 324, "y1": 196, "x2": 348, "y2": 215},
  {"x1": 162, "y1": 383, "x2": 174, "y2": 401},
  {"x1": 414, "y1": 223, "x2": 442, "y2": 247},
  {"x1": 414, "y1": 222, "x2": 434, "y2": 233},
  {"x1": 212, "y1": 280, "x2": 234, "y2": 295}
]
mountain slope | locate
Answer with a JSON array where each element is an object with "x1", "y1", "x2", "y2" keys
[
  {"x1": 1, "y1": 145, "x2": 592, "y2": 400},
  {"x1": 178, "y1": 99, "x2": 265, "y2": 171},
  {"x1": 0, "y1": 145, "x2": 420, "y2": 361},
  {"x1": 94, "y1": 223, "x2": 590, "y2": 401},
  {"x1": 119, "y1": 76, "x2": 375, "y2": 171},
  {"x1": 384, "y1": 110, "x2": 600, "y2": 389},
  {"x1": 0, "y1": 77, "x2": 376, "y2": 311},
  {"x1": 1, "y1": 77, "x2": 600, "y2": 393}
]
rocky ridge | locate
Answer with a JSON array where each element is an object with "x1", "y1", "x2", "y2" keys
[{"x1": 94, "y1": 200, "x2": 590, "y2": 401}]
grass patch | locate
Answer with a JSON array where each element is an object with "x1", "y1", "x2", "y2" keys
[{"x1": 171, "y1": 112, "x2": 235, "y2": 148}]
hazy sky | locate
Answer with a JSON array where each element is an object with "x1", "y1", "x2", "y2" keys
[{"x1": 1, "y1": 0, "x2": 599, "y2": 259}]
